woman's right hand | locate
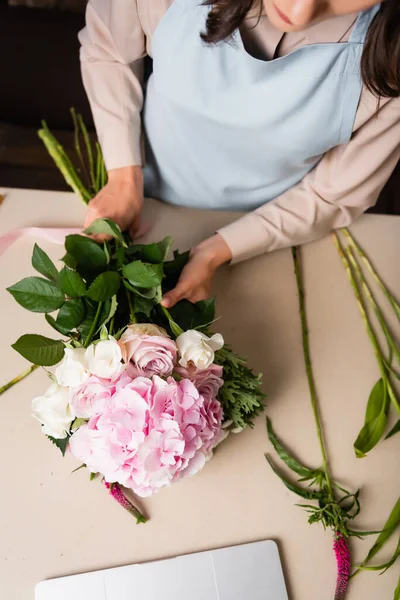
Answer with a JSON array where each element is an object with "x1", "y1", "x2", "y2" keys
[{"x1": 83, "y1": 166, "x2": 144, "y2": 241}]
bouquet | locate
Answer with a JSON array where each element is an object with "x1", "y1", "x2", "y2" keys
[{"x1": 7, "y1": 222, "x2": 265, "y2": 520}]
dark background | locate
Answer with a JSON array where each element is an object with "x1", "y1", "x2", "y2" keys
[{"x1": 0, "y1": 0, "x2": 398, "y2": 214}]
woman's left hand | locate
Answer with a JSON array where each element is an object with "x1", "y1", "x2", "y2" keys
[{"x1": 161, "y1": 234, "x2": 232, "y2": 308}]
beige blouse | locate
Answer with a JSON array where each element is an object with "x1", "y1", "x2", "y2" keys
[{"x1": 79, "y1": 1, "x2": 400, "y2": 263}]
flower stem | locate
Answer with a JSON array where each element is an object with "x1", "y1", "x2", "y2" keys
[
  {"x1": 125, "y1": 289, "x2": 136, "y2": 323},
  {"x1": 342, "y1": 229, "x2": 400, "y2": 322},
  {"x1": 346, "y1": 247, "x2": 400, "y2": 366},
  {"x1": 84, "y1": 302, "x2": 103, "y2": 348},
  {"x1": 292, "y1": 247, "x2": 335, "y2": 502},
  {"x1": 77, "y1": 112, "x2": 96, "y2": 194},
  {"x1": 0, "y1": 364, "x2": 39, "y2": 396},
  {"x1": 70, "y1": 107, "x2": 91, "y2": 191},
  {"x1": 334, "y1": 234, "x2": 400, "y2": 417},
  {"x1": 38, "y1": 122, "x2": 91, "y2": 205}
]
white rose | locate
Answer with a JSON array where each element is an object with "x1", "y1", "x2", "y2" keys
[
  {"x1": 85, "y1": 337, "x2": 124, "y2": 379},
  {"x1": 176, "y1": 330, "x2": 224, "y2": 369},
  {"x1": 32, "y1": 384, "x2": 74, "y2": 439},
  {"x1": 55, "y1": 348, "x2": 89, "y2": 388}
]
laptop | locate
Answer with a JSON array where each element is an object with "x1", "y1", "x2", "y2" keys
[{"x1": 35, "y1": 540, "x2": 288, "y2": 599}]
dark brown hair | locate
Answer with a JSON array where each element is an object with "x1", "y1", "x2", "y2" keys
[{"x1": 201, "y1": 1, "x2": 400, "y2": 98}]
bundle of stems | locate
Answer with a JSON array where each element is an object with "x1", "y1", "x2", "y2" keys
[
  {"x1": 334, "y1": 230, "x2": 400, "y2": 456},
  {"x1": 1, "y1": 110, "x2": 107, "y2": 397}
]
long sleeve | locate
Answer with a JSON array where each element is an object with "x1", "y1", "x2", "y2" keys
[
  {"x1": 218, "y1": 91, "x2": 400, "y2": 263},
  {"x1": 79, "y1": 0, "x2": 146, "y2": 170}
]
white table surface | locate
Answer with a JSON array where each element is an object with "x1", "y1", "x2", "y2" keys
[{"x1": 0, "y1": 187, "x2": 399, "y2": 600}]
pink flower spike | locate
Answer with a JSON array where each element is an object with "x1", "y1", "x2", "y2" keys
[
  {"x1": 104, "y1": 482, "x2": 147, "y2": 524},
  {"x1": 333, "y1": 533, "x2": 350, "y2": 600}
]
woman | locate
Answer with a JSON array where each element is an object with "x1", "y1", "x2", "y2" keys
[{"x1": 80, "y1": 0, "x2": 400, "y2": 307}]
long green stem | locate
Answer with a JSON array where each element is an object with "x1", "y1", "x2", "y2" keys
[
  {"x1": 84, "y1": 302, "x2": 103, "y2": 348},
  {"x1": 334, "y1": 234, "x2": 400, "y2": 417},
  {"x1": 342, "y1": 229, "x2": 400, "y2": 322},
  {"x1": 38, "y1": 123, "x2": 91, "y2": 205},
  {"x1": 0, "y1": 364, "x2": 39, "y2": 396},
  {"x1": 125, "y1": 289, "x2": 136, "y2": 323},
  {"x1": 292, "y1": 247, "x2": 335, "y2": 503},
  {"x1": 347, "y1": 248, "x2": 400, "y2": 366},
  {"x1": 77, "y1": 113, "x2": 96, "y2": 193},
  {"x1": 71, "y1": 107, "x2": 90, "y2": 191}
]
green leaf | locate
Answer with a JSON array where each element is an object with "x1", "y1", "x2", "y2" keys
[
  {"x1": 386, "y1": 420, "x2": 400, "y2": 440},
  {"x1": 32, "y1": 244, "x2": 59, "y2": 283},
  {"x1": 103, "y1": 295, "x2": 118, "y2": 328},
  {"x1": 132, "y1": 295, "x2": 154, "y2": 317},
  {"x1": 354, "y1": 379, "x2": 390, "y2": 457},
  {"x1": 12, "y1": 334, "x2": 65, "y2": 366},
  {"x1": 123, "y1": 260, "x2": 163, "y2": 288},
  {"x1": 47, "y1": 435, "x2": 69, "y2": 456},
  {"x1": 359, "y1": 499, "x2": 400, "y2": 570},
  {"x1": 86, "y1": 272, "x2": 121, "y2": 302},
  {"x1": 45, "y1": 313, "x2": 70, "y2": 336},
  {"x1": 59, "y1": 266, "x2": 86, "y2": 297},
  {"x1": 265, "y1": 455, "x2": 324, "y2": 500},
  {"x1": 132, "y1": 237, "x2": 173, "y2": 263},
  {"x1": 71, "y1": 464, "x2": 86, "y2": 474},
  {"x1": 168, "y1": 298, "x2": 216, "y2": 332},
  {"x1": 266, "y1": 417, "x2": 318, "y2": 479},
  {"x1": 56, "y1": 299, "x2": 85, "y2": 332},
  {"x1": 83, "y1": 218, "x2": 127, "y2": 247},
  {"x1": 62, "y1": 252, "x2": 78, "y2": 270},
  {"x1": 7, "y1": 277, "x2": 64, "y2": 313},
  {"x1": 65, "y1": 234, "x2": 107, "y2": 272},
  {"x1": 163, "y1": 249, "x2": 190, "y2": 291},
  {"x1": 358, "y1": 538, "x2": 400, "y2": 574},
  {"x1": 89, "y1": 472, "x2": 98, "y2": 481}
]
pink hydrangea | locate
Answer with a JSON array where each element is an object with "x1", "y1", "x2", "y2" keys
[
  {"x1": 70, "y1": 376, "x2": 116, "y2": 419},
  {"x1": 119, "y1": 325, "x2": 177, "y2": 379},
  {"x1": 69, "y1": 374, "x2": 224, "y2": 497}
]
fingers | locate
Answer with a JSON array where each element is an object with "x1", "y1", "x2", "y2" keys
[
  {"x1": 128, "y1": 215, "x2": 142, "y2": 240},
  {"x1": 162, "y1": 282, "x2": 189, "y2": 308},
  {"x1": 162, "y1": 282, "x2": 210, "y2": 308}
]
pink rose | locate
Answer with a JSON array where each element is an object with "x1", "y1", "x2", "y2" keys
[
  {"x1": 176, "y1": 363, "x2": 224, "y2": 403},
  {"x1": 70, "y1": 376, "x2": 115, "y2": 419},
  {"x1": 119, "y1": 325, "x2": 177, "y2": 378}
]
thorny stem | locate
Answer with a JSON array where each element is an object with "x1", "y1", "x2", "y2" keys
[
  {"x1": 0, "y1": 364, "x2": 39, "y2": 396},
  {"x1": 292, "y1": 247, "x2": 336, "y2": 507}
]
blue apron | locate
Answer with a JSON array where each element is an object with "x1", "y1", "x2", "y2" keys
[{"x1": 143, "y1": 2, "x2": 379, "y2": 211}]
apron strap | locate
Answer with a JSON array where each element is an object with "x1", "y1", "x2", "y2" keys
[{"x1": 349, "y1": 4, "x2": 381, "y2": 44}]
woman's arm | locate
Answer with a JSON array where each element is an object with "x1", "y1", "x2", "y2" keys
[
  {"x1": 79, "y1": 0, "x2": 147, "y2": 236},
  {"x1": 163, "y1": 92, "x2": 400, "y2": 307},
  {"x1": 79, "y1": 0, "x2": 146, "y2": 170},
  {"x1": 217, "y1": 93, "x2": 400, "y2": 263}
]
